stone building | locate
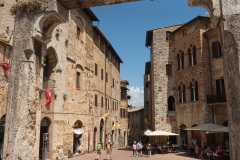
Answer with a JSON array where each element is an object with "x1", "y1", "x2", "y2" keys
[
  {"x1": 0, "y1": 2, "x2": 129, "y2": 159},
  {"x1": 144, "y1": 16, "x2": 228, "y2": 146},
  {"x1": 145, "y1": 24, "x2": 182, "y2": 144},
  {"x1": 128, "y1": 106, "x2": 144, "y2": 143},
  {"x1": 0, "y1": 39, "x2": 11, "y2": 154}
]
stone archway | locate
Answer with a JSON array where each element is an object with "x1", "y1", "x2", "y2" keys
[
  {"x1": 73, "y1": 120, "x2": 83, "y2": 154},
  {"x1": 2, "y1": 0, "x2": 240, "y2": 159},
  {"x1": 39, "y1": 117, "x2": 51, "y2": 160},
  {"x1": 179, "y1": 124, "x2": 188, "y2": 149},
  {"x1": 43, "y1": 47, "x2": 58, "y2": 90}
]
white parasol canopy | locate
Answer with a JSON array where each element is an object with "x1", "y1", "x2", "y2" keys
[
  {"x1": 144, "y1": 129, "x2": 152, "y2": 135},
  {"x1": 206, "y1": 127, "x2": 228, "y2": 134},
  {"x1": 145, "y1": 130, "x2": 179, "y2": 136},
  {"x1": 73, "y1": 128, "x2": 84, "y2": 135},
  {"x1": 185, "y1": 123, "x2": 224, "y2": 131}
]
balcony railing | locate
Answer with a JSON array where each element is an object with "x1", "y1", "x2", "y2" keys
[{"x1": 207, "y1": 94, "x2": 227, "y2": 104}]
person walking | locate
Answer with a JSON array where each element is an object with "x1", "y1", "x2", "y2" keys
[
  {"x1": 147, "y1": 143, "x2": 152, "y2": 158},
  {"x1": 96, "y1": 142, "x2": 102, "y2": 160},
  {"x1": 137, "y1": 140, "x2": 143, "y2": 157},
  {"x1": 132, "y1": 141, "x2": 137, "y2": 157},
  {"x1": 106, "y1": 140, "x2": 112, "y2": 160}
]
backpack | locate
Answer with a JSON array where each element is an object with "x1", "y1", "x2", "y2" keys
[
  {"x1": 97, "y1": 144, "x2": 101, "y2": 151},
  {"x1": 107, "y1": 144, "x2": 111, "y2": 151},
  {"x1": 146, "y1": 145, "x2": 150, "y2": 150}
]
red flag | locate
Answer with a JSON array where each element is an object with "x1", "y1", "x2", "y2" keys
[
  {"x1": 170, "y1": 116, "x2": 173, "y2": 125},
  {"x1": 45, "y1": 89, "x2": 51, "y2": 105},
  {"x1": 2, "y1": 62, "x2": 10, "y2": 71}
]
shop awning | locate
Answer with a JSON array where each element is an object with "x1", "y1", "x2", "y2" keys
[{"x1": 73, "y1": 128, "x2": 83, "y2": 134}]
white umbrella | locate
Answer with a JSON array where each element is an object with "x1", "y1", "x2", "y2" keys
[
  {"x1": 144, "y1": 129, "x2": 152, "y2": 135},
  {"x1": 206, "y1": 127, "x2": 228, "y2": 134},
  {"x1": 185, "y1": 123, "x2": 224, "y2": 131},
  {"x1": 145, "y1": 130, "x2": 179, "y2": 136}
]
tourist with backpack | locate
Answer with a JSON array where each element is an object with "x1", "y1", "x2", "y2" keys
[
  {"x1": 96, "y1": 142, "x2": 102, "y2": 160},
  {"x1": 106, "y1": 140, "x2": 112, "y2": 160},
  {"x1": 146, "y1": 143, "x2": 152, "y2": 157},
  {"x1": 132, "y1": 141, "x2": 137, "y2": 157}
]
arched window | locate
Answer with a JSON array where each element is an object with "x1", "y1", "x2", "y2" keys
[
  {"x1": 195, "y1": 81, "x2": 199, "y2": 101},
  {"x1": 193, "y1": 46, "x2": 197, "y2": 65},
  {"x1": 181, "y1": 51, "x2": 184, "y2": 69},
  {"x1": 183, "y1": 85, "x2": 186, "y2": 102},
  {"x1": 190, "y1": 83, "x2": 194, "y2": 101},
  {"x1": 177, "y1": 54, "x2": 181, "y2": 71},
  {"x1": 168, "y1": 96, "x2": 175, "y2": 111},
  {"x1": 188, "y1": 48, "x2": 192, "y2": 67},
  {"x1": 190, "y1": 81, "x2": 199, "y2": 101}
]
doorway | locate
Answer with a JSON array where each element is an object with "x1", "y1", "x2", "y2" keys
[
  {"x1": 39, "y1": 117, "x2": 51, "y2": 160},
  {"x1": 73, "y1": 120, "x2": 83, "y2": 154}
]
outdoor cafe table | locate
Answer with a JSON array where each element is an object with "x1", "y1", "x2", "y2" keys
[{"x1": 169, "y1": 145, "x2": 180, "y2": 153}]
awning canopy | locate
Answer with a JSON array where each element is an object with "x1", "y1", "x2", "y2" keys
[
  {"x1": 73, "y1": 128, "x2": 83, "y2": 135},
  {"x1": 143, "y1": 129, "x2": 152, "y2": 135},
  {"x1": 145, "y1": 130, "x2": 179, "y2": 136},
  {"x1": 206, "y1": 127, "x2": 228, "y2": 134},
  {"x1": 185, "y1": 123, "x2": 224, "y2": 131}
]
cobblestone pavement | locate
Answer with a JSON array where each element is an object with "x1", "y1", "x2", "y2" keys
[{"x1": 65, "y1": 148, "x2": 198, "y2": 160}]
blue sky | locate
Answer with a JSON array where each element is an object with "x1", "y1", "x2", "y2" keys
[{"x1": 91, "y1": 0, "x2": 207, "y2": 107}]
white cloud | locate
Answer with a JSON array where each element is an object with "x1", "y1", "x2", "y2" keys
[
  {"x1": 128, "y1": 86, "x2": 144, "y2": 107},
  {"x1": 205, "y1": 12, "x2": 210, "y2": 17}
]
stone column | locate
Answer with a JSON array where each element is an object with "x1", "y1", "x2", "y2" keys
[
  {"x1": 3, "y1": 13, "x2": 41, "y2": 159},
  {"x1": 189, "y1": 0, "x2": 240, "y2": 159},
  {"x1": 221, "y1": 2, "x2": 240, "y2": 160}
]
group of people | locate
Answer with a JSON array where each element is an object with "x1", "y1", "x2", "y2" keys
[
  {"x1": 191, "y1": 138, "x2": 229, "y2": 159},
  {"x1": 132, "y1": 140, "x2": 143, "y2": 157},
  {"x1": 96, "y1": 140, "x2": 113, "y2": 160}
]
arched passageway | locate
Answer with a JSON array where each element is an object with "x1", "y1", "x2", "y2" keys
[
  {"x1": 73, "y1": 120, "x2": 83, "y2": 154},
  {"x1": 180, "y1": 124, "x2": 188, "y2": 149},
  {"x1": 39, "y1": 117, "x2": 51, "y2": 160}
]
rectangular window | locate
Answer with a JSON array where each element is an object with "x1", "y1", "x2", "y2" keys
[
  {"x1": 95, "y1": 94, "x2": 98, "y2": 107},
  {"x1": 166, "y1": 31, "x2": 171, "y2": 40},
  {"x1": 166, "y1": 64, "x2": 172, "y2": 76},
  {"x1": 76, "y1": 72, "x2": 80, "y2": 89},
  {"x1": 212, "y1": 41, "x2": 222, "y2": 58},
  {"x1": 105, "y1": 72, "x2": 108, "y2": 82},
  {"x1": 112, "y1": 78, "x2": 115, "y2": 88},
  {"x1": 112, "y1": 101, "x2": 114, "y2": 110},
  {"x1": 76, "y1": 27, "x2": 80, "y2": 40},
  {"x1": 182, "y1": 28, "x2": 186, "y2": 36},
  {"x1": 216, "y1": 78, "x2": 225, "y2": 95},
  {"x1": 0, "y1": 4, "x2": 4, "y2": 7},
  {"x1": 101, "y1": 68, "x2": 104, "y2": 80},
  {"x1": 101, "y1": 96, "x2": 103, "y2": 107},
  {"x1": 108, "y1": 99, "x2": 110, "y2": 110},
  {"x1": 95, "y1": 63, "x2": 98, "y2": 76}
]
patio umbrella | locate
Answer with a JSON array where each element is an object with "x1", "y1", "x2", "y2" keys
[
  {"x1": 145, "y1": 130, "x2": 179, "y2": 136},
  {"x1": 143, "y1": 129, "x2": 152, "y2": 135},
  {"x1": 206, "y1": 127, "x2": 228, "y2": 134},
  {"x1": 185, "y1": 123, "x2": 224, "y2": 131}
]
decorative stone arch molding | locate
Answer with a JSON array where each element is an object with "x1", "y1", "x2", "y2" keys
[{"x1": 188, "y1": 0, "x2": 220, "y2": 29}]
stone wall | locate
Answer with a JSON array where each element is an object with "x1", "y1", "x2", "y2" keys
[{"x1": 0, "y1": 2, "x2": 126, "y2": 159}]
